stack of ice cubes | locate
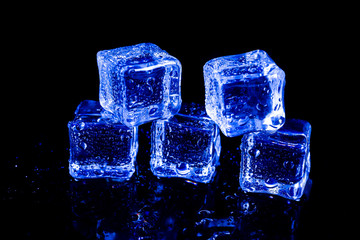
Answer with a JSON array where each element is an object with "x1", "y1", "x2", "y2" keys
[
  {"x1": 203, "y1": 50, "x2": 311, "y2": 200},
  {"x1": 68, "y1": 43, "x2": 311, "y2": 200},
  {"x1": 68, "y1": 43, "x2": 221, "y2": 183}
]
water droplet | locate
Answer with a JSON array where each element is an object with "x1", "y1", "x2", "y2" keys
[
  {"x1": 176, "y1": 163, "x2": 190, "y2": 175},
  {"x1": 170, "y1": 69, "x2": 179, "y2": 78},
  {"x1": 274, "y1": 103, "x2": 281, "y2": 111},
  {"x1": 241, "y1": 200, "x2": 256, "y2": 215},
  {"x1": 271, "y1": 116, "x2": 285, "y2": 127},
  {"x1": 138, "y1": 83, "x2": 153, "y2": 96},
  {"x1": 80, "y1": 142, "x2": 87, "y2": 150},
  {"x1": 264, "y1": 178, "x2": 278, "y2": 188},
  {"x1": 79, "y1": 122, "x2": 86, "y2": 130},
  {"x1": 153, "y1": 166, "x2": 164, "y2": 175},
  {"x1": 238, "y1": 115, "x2": 249, "y2": 126},
  {"x1": 146, "y1": 77, "x2": 155, "y2": 85},
  {"x1": 149, "y1": 106, "x2": 158, "y2": 115},
  {"x1": 127, "y1": 68, "x2": 135, "y2": 75},
  {"x1": 225, "y1": 194, "x2": 236, "y2": 200},
  {"x1": 127, "y1": 78, "x2": 136, "y2": 88},
  {"x1": 283, "y1": 160, "x2": 294, "y2": 169},
  {"x1": 198, "y1": 209, "x2": 214, "y2": 216},
  {"x1": 263, "y1": 87, "x2": 270, "y2": 94},
  {"x1": 248, "y1": 149, "x2": 260, "y2": 158},
  {"x1": 197, "y1": 138, "x2": 207, "y2": 148},
  {"x1": 256, "y1": 103, "x2": 268, "y2": 111}
]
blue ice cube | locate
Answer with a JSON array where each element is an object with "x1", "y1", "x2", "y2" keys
[
  {"x1": 97, "y1": 43, "x2": 182, "y2": 127},
  {"x1": 68, "y1": 100, "x2": 138, "y2": 180},
  {"x1": 150, "y1": 103, "x2": 221, "y2": 183},
  {"x1": 239, "y1": 119, "x2": 311, "y2": 200},
  {"x1": 204, "y1": 49, "x2": 285, "y2": 137}
]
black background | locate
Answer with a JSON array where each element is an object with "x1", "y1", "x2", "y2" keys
[{"x1": 11, "y1": 4, "x2": 354, "y2": 239}]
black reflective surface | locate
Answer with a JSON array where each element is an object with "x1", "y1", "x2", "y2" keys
[{"x1": 11, "y1": 125, "x2": 314, "y2": 239}]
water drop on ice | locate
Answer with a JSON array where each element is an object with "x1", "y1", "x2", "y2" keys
[
  {"x1": 146, "y1": 76, "x2": 155, "y2": 84},
  {"x1": 238, "y1": 115, "x2": 250, "y2": 126},
  {"x1": 264, "y1": 178, "x2": 278, "y2": 188},
  {"x1": 274, "y1": 103, "x2": 281, "y2": 111},
  {"x1": 176, "y1": 163, "x2": 190, "y2": 175},
  {"x1": 248, "y1": 148, "x2": 260, "y2": 158},
  {"x1": 256, "y1": 103, "x2": 268, "y2": 111},
  {"x1": 79, "y1": 122, "x2": 86, "y2": 130},
  {"x1": 283, "y1": 160, "x2": 294, "y2": 169},
  {"x1": 149, "y1": 106, "x2": 158, "y2": 115}
]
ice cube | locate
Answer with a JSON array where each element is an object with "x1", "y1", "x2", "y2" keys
[
  {"x1": 204, "y1": 49, "x2": 285, "y2": 137},
  {"x1": 97, "y1": 43, "x2": 182, "y2": 127},
  {"x1": 239, "y1": 119, "x2": 311, "y2": 200},
  {"x1": 150, "y1": 103, "x2": 221, "y2": 183},
  {"x1": 68, "y1": 100, "x2": 138, "y2": 180}
]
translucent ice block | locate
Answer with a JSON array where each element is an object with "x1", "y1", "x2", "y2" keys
[
  {"x1": 239, "y1": 119, "x2": 311, "y2": 200},
  {"x1": 204, "y1": 49, "x2": 285, "y2": 137},
  {"x1": 68, "y1": 100, "x2": 138, "y2": 180},
  {"x1": 150, "y1": 103, "x2": 221, "y2": 183},
  {"x1": 97, "y1": 43, "x2": 182, "y2": 127}
]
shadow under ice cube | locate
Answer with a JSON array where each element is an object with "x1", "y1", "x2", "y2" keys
[
  {"x1": 68, "y1": 100, "x2": 138, "y2": 180},
  {"x1": 204, "y1": 49, "x2": 285, "y2": 137},
  {"x1": 240, "y1": 119, "x2": 311, "y2": 200},
  {"x1": 150, "y1": 103, "x2": 221, "y2": 183},
  {"x1": 97, "y1": 43, "x2": 182, "y2": 127}
]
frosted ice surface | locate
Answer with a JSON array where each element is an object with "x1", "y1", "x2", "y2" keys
[
  {"x1": 204, "y1": 49, "x2": 285, "y2": 137},
  {"x1": 240, "y1": 119, "x2": 311, "y2": 200},
  {"x1": 68, "y1": 100, "x2": 138, "y2": 180},
  {"x1": 150, "y1": 103, "x2": 221, "y2": 183},
  {"x1": 97, "y1": 43, "x2": 182, "y2": 127}
]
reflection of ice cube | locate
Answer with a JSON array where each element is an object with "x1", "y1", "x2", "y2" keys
[
  {"x1": 150, "y1": 103, "x2": 221, "y2": 183},
  {"x1": 97, "y1": 43, "x2": 182, "y2": 127},
  {"x1": 70, "y1": 179, "x2": 135, "y2": 238},
  {"x1": 238, "y1": 193, "x2": 303, "y2": 239},
  {"x1": 240, "y1": 119, "x2": 311, "y2": 200},
  {"x1": 204, "y1": 49, "x2": 285, "y2": 137},
  {"x1": 68, "y1": 100, "x2": 138, "y2": 180}
]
